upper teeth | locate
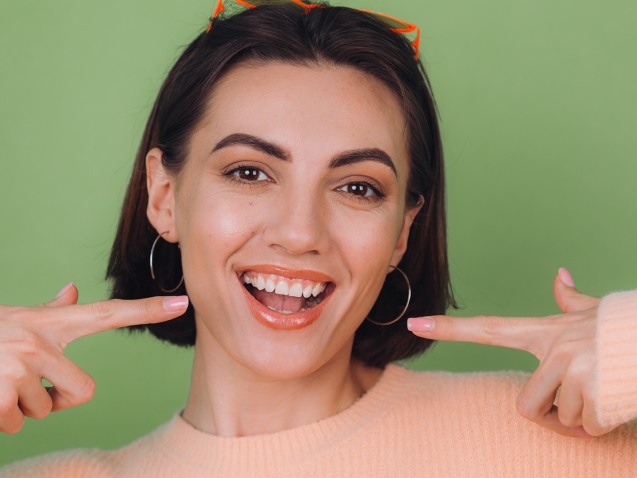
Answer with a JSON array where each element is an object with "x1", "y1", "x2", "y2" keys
[{"x1": 243, "y1": 273, "x2": 326, "y2": 297}]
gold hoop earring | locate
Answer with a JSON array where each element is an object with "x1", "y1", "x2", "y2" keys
[
  {"x1": 149, "y1": 231, "x2": 184, "y2": 293},
  {"x1": 365, "y1": 265, "x2": 411, "y2": 326}
]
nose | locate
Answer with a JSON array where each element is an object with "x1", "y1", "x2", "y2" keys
[{"x1": 263, "y1": 183, "x2": 330, "y2": 256}]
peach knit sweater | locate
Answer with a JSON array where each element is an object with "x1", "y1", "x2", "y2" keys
[{"x1": 1, "y1": 291, "x2": 637, "y2": 477}]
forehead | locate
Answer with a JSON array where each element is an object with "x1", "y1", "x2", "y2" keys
[{"x1": 197, "y1": 61, "x2": 409, "y2": 174}]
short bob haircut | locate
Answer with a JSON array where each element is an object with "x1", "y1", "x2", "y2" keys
[{"x1": 106, "y1": 1, "x2": 455, "y2": 368}]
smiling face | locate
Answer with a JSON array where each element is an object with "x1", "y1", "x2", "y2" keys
[{"x1": 146, "y1": 61, "x2": 421, "y2": 379}]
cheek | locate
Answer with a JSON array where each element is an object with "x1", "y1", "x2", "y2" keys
[
  {"x1": 328, "y1": 203, "x2": 402, "y2": 301},
  {"x1": 176, "y1": 189, "x2": 266, "y2": 284},
  {"x1": 331, "y1": 203, "x2": 401, "y2": 258}
]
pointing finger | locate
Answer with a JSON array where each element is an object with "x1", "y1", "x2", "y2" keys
[
  {"x1": 407, "y1": 314, "x2": 549, "y2": 353},
  {"x1": 48, "y1": 295, "x2": 189, "y2": 345}
]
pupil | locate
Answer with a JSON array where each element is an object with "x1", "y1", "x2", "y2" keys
[
  {"x1": 240, "y1": 168, "x2": 257, "y2": 180},
  {"x1": 350, "y1": 184, "x2": 366, "y2": 195}
]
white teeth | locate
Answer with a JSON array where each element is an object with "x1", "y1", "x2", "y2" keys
[
  {"x1": 265, "y1": 278, "x2": 276, "y2": 292},
  {"x1": 275, "y1": 281, "x2": 289, "y2": 295},
  {"x1": 288, "y1": 283, "x2": 303, "y2": 297},
  {"x1": 267, "y1": 305, "x2": 294, "y2": 314},
  {"x1": 243, "y1": 272, "x2": 327, "y2": 299}
]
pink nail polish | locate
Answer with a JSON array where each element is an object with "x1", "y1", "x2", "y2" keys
[
  {"x1": 407, "y1": 317, "x2": 435, "y2": 332},
  {"x1": 163, "y1": 296, "x2": 189, "y2": 312},
  {"x1": 558, "y1": 267, "x2": 575, "y2": 288},
  {"x1": 55, "y1": 282, "x2": 73, "y2": 299}
]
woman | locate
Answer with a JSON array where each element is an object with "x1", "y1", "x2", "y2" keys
[{"x1": 1, "y1": 1, "x2": 636, "y2": 476}]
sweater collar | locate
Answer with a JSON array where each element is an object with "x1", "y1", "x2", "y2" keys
[{"x1": 154, "y1": 363, "x2": 412, "y2": 476}]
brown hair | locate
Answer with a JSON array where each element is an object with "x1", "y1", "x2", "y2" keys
[{"x1": 106, "y1": 1, "x2": 455, "y2": 368}]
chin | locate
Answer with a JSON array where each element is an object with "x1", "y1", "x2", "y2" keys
[{"x1": 191, "y1": 262, "x2": 364, "y2": 379}]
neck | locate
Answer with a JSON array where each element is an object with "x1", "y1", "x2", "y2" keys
[{"x1": 181, "y1": 321, "x2": 382, "y2": 438}]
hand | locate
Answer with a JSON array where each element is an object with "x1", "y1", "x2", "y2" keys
[
  {"x1": 407, "y1": 268, "x2": 612, "y2": 439},
  {"x1": 0, "y1": 283, "x2": 188, "y2": 434}
]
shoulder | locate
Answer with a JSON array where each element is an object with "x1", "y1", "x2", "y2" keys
[
  {"x1": 383, "y1": 364, "x2": 636, "y2": 446},
  {"x1": 0, "y1": 449, "x2": 109, "y2": 478},
  {"x1": 385, "y1": 363, "x2": 529, "y2": 408},
  {"x1": 376, "y1": 364, "x2": 531, "y2": 439},
  {"x1": 0, "y1": 420, "x2": 175, "y2": 478}
]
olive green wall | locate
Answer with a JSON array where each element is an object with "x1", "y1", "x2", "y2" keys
[{"x1": 1, "y1": 0, "x2": 635, "y2": 465}]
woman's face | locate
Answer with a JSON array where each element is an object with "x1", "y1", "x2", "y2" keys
[{"x1": 147, "y1": 62, "x2": 420, "y2": 378}]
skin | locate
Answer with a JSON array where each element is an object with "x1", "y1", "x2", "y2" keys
[
  {"x1": 145, "y1": 62, "x2": 418, "y2": 436},
  {"x1": 0, "y1": 62, "x2": 624, "y2": 441},
  {"x1": 409, "y1": 269, "x2": 609, "y2": 439}
]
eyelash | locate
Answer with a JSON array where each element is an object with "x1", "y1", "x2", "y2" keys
[
  {"x1": 223, "y1": 165, "x2": 386, "y2": 203},
  {"x1": 223, "y1": 164, "x2": 272, "y2": 187}
]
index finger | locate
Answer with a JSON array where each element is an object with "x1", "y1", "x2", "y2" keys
[
  {"x1": 44, "y1": 295, "x2": 189, "y2": 345},
  {"x1": 407, "y1": 314, "x2": 552, "y2": 354}
]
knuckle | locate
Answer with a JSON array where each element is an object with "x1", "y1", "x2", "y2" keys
[
  {"x1": 582, "y1": 423, "x2": 607, "y2": 437},
  {"x1": 515, "y1": 394, "x2": 537, "y2": 420},
  {"x1": 143, "y1": 299, "x2": 156, "y2": 321},
  {"x1": 557, "y1": 409, "x2": 578, "y2": 428},
  {"x1": 14, "y1": 335, "x2": 43, "y2": 358},
  {"x1": 546, "y1": 343, "x2": 573, "y2": 366},
  {"x1": 28, "y1": 403, "x2": 52, "y2": 420},
  {"x1": 74, "y1": 376, "x2": 96, "y2": 404},
  {"x1": 0, "y1": 393, "x2": 18, "y2": 416},
  {"x1": 480, "y1": 316, "x2": 507, "y2": 342},
  {"x1": 442, "y1": 316, "x2": 455, "y2": 338},
  {"x1": 567, "y1": 358, "x2": 591, "y2": 382},
  {"x1": 581, "y1": 384, "x2": 594, "y2": 404},
  {"x1": 3, "y1": 362, "x2": 29, "y2": 383},
  {"x1": 90, "y1": 300, "x2": 115, "y2": 320},
  {"x1": 3, "y1": 416, "x2": 25, "y2": 435}
]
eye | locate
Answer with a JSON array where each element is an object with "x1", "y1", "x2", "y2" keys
[
  {"x1": 337, "y1": 182, "x2": 384, "y2": 200},
  {"x1": 230, "y1": 166, "x2": 270, "y2": 182}
]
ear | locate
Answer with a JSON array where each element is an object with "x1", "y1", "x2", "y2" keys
[
  {"x1": 146, "y1": 148, "x2": 178, "y2": 243},
  {"x1": 390, "y1": 195, "x2": 424, "y2": 268}
]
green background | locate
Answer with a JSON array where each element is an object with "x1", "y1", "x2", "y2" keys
[{"x1": 1, "y1": 0, "x2": 635, "y2": 465}]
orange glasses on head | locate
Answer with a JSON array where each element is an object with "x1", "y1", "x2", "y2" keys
[{"x1": 206, "y1": 0, "x2": 421, "y2": 60}]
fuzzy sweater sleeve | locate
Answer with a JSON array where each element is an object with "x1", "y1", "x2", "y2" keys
[{"x1": 595, "y1": 289, "x2": 637, "y2": 428}]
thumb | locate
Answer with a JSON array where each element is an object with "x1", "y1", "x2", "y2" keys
[
  {"x1": 40, "y1": 282, "x2": 79, "y2": 308},
  {"x1": 553, "y1": 268, "x2": 600, "y2": 313}
]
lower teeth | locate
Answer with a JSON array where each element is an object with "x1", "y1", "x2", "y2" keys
[
  {"x1": 265, "y1": 296, "x2": 324, "y2": 314},
  {"x1": 267, "y1": 305, "x2": 295, "y2": 314}
]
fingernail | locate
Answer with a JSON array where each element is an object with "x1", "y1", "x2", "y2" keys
[
  {"x1": 55, "y1": 282, "x2": 74, "y2": 298},
  {"x1": 162, "y1": 295, "x2": 189, "y2": 312},
  {"x1": 558, "y1": 267, "x2": 575, "y2": 288},
  {"x1": 407, "y1": 317, "x2": 435, "y2": 332}
]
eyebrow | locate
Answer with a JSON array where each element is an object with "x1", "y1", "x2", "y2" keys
[
  {"x1": 328, "y1": 149, "x2": 397, "y2": 177},
  {"x1": 211, "y1": 133, "x2": 397, "y2": 177},
  {"x1": 211, "y1": 133, "x2": 288, "y2": 160}
]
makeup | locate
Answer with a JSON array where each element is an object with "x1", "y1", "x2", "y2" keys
[{"x1": 236, "y1": 265, "x2": 335, "y2": 330}]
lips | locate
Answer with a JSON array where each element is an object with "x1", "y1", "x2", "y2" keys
[{"x1": 236, "y1": 265, "x2": 335, "y2": 330}]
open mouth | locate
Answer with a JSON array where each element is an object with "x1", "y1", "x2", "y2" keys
[{"x1": 240, "y1": 271, "x2": 334, "y2": 315}]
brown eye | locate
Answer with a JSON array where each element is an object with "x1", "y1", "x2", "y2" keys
[
  {"x1": 232, "y1": 167, "x2": 269, "y2": 182},
  {"x1": 339, "y1": 182, "x2": 377, "y2": 198}
]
